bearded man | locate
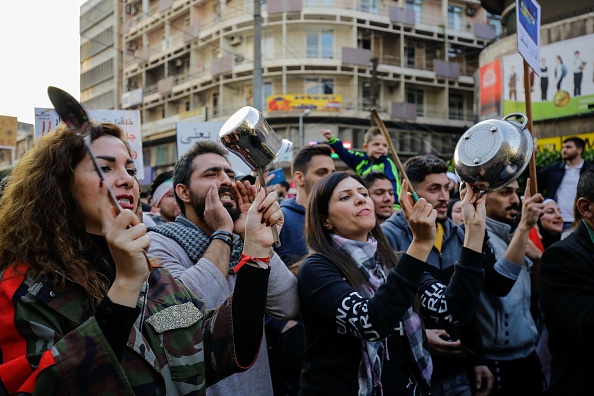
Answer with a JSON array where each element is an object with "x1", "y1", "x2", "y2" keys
[
  {"x1": 147, "y1": 140, "x2": 298, "y2": 396},
  {"x1": 538, "y1": 137, "x2": 594, "y2": 229}
]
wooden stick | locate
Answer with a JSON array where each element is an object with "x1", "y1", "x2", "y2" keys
[
  {"x1": 370, "y1": 108, "x2": 418, "y2": 201},
  {"x1": 523, "y1": 59, "x2": 538, "y2": 194}
]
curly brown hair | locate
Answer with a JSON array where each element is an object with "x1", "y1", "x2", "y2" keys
[{"x1": 0, "y1": 122, "x2": 131, "y2": 300}]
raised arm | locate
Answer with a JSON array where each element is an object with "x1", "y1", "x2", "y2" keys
[{"x1": 419, "y1": 187, "x2": 486, "y2": 324}]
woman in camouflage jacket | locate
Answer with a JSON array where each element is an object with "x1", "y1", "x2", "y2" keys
[{"x1": 0, "y1": 122, "x2": 282, "y2": 395}]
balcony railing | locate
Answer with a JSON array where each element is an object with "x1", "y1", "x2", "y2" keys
[{"x1": 123, "y1": 0, "x2": 497, "y2": 49}]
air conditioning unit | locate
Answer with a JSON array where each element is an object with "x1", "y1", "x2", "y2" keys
[
  {"x1": 126, "y1": 4, "x2": 138, "y2": 15},
  {"x1": 229, "y1": 34, "x2": 243, "y2": 46},
  {"x1": 465, "y1": 6, "x2": 477, "y2": 17}
]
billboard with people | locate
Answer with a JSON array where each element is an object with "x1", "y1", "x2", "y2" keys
[{"x1": 480, "y1": 33, "x2": 594, "y2": 121}]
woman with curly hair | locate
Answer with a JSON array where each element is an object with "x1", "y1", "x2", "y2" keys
[{"x1": 0, "y1": 122, "x2": 281, "y2": 395}]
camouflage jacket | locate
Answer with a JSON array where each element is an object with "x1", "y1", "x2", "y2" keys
[{"x1": 0, "y1": 264, "x2": 248, "y2": 395}]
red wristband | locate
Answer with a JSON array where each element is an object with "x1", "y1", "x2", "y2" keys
[{"x1": 233, "y1": 252, "x2": 272, "y2": 273}]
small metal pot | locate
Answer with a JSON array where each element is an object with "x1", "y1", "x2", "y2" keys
[
  {"x1": 454, "y1": 113, "x2": 533, "y2": 197},
  {"x1": 219, "y1": 106, "x2": 292, "y2": 172}
]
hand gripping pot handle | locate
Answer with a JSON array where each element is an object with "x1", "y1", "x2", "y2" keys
[{"x1": 454, "y1": 113, "x2": 533, "y2": 199}]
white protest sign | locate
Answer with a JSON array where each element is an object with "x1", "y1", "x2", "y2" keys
[
  {"x1": 34, "y1": 108, "x2": 145, "y2": 179},
  {"x1": 176, "y1": 121, "x2": 251, "y2": 176}
]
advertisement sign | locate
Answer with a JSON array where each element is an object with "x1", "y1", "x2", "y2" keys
[
  {"x1": 500, "y1": 33, "x2": 594, "y2": 121},
  {"x1": 479, "y1": 59, "x2": 503, "y2": 120},
  {"x1": 516, "y1": 0, "x2": 541, "y2": 76},
  {"x1": 34, "y1": 108, "x2": 145, "y2": 179},
  {"x1": 0, "y1": 115, "x2": 18, "y2": 148},
  {"x1": 267, "y1": 94, "x2": 342, "y2": 112},
  {"x1": 176, "y1": 121, "x2": 251, "y2": 176}
]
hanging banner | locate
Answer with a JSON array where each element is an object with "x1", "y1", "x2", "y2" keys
[{"x1": 479, "y1": 59, "x2": 503, "y2": 120}]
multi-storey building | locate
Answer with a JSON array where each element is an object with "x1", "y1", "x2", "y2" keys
[
  {"x1": 80, "y1": 0, "x2": 122, "y2": 111},
  {"x1": 91, "y1": 0, "x2": 500, "y2": 177},
  {"x1": 0, "y1": 122, "x2": 34, "y2": 177}
]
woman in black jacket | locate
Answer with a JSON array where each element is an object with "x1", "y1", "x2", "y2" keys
[{"x1": 297, "y1": 171, "x2": 488, "y2": 395}]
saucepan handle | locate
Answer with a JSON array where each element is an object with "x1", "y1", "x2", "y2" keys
[{"x1": 255, "y1": 168, "x2": 281, "y2": 248}]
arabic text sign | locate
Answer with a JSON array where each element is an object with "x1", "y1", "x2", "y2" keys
[
  {"x1": 516, "y1": 0, "x2": 541, "y2": 76},
  {"x1": 176, "y1": 121, "x2": 251, "y2": 176},
  {"x1": 34, "y1": 108, "x2": 145, "y2": 179}
]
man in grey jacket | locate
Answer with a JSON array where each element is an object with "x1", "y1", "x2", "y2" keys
[
  {"x1": 147, "y1": 140, "x2": 299, "y2": 396},
  {"x1": 477, "y1": 179, "x2": 544, "y2": 395},
  {"x1": 382, "y1": 155, "x2": 523, "y2": 396}
]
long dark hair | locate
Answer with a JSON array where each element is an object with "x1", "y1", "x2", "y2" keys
[
  {"x1": 305, "y1": 171, "x2": 400, "y2": 289},
  {"x1": 0, "y1": 122, "x2": 131, "y2": 299}
]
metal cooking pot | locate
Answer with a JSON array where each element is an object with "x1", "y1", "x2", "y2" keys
[
  {"x1": 219, "y1": 106, "x2": 292, "y2": 172},
  {"x1": 454, "y1": 113, "x2": 533, "y2": 197}
]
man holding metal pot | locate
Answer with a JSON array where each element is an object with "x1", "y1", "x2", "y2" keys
[{"x1": 475, "y1": 180, "x2": 545, "y2": 395}]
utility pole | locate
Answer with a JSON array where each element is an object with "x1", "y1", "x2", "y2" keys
[
  {"x1": 370, "y1": 57, "x2": 379, "y2": 126},
  {"x1": 253, "y1": 0, "x2": 263, "y2": 111}
]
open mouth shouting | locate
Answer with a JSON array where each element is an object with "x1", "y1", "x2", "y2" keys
[
  {"x1": 116, "y1": 194, "x2": 135, "y2": 210},
  {"x1": 218, "y1": 188, "x2": 237, "y2": 206}
]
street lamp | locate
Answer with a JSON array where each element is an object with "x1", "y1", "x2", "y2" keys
[{"x1": 298, "y1": 108, "x2": 312, "y2": 148}]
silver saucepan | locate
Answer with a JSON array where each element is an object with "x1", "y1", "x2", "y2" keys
[
  {"x1": 219, "y1": 106, "x2": 293, "y2": 247},
  {"x1": 454, "y1": 113, "x2": 533, "y2": 199}
]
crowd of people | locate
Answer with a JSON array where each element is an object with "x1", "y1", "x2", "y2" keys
[{"x1": 0, "y1": 120, "x2": 592, "y2": 396}]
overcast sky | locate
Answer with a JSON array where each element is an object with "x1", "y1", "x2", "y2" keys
[{"x1": 1, "y1": 1, "x2": 87, "y2": 125}]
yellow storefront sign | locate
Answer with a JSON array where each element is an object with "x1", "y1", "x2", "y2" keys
[
  {"x1": 537, "y1": 132, "x2": 594, "y2": 152},
  {"x1": 267, "y1": 94, "x2": 342, "y2": 112}
]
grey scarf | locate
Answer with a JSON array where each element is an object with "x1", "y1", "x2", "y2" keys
[{"x1": 148, "y1": 214, "x2": 243, "y2": 271}]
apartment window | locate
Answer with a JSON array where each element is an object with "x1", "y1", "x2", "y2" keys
[
  {"x1": 306, "y1": 30, "x2": 333, "y2": 59},
  {"x1": 447, "y1": 6, "x2": 463, "y2": 30},
  {"x1": 263, "y1": 33, "x2": 273, "y2": 60},
  {"x1": 406, "y1": 0, "x2": 422, "y2": 24},
  {"x1": 305, "y1": 78, "x2": 334, "y2": 95},
  {"x1": 449, "y1": 93, "x2": 464, "y2": 120},
  {"x1": 404, "y1": 46, "x2": 415, "y2": 68},
  {"x1": 263, "y1": 81, "x2": 273, "y2": 104},
  {"x1": 360, "y1": 0, "x2": 380, "y2": 13},
  {"x1": 155, "y1": 145, "x2": 169, "y2": 166},
  {"x1": 398, "y1": 131, "x2": 421, "y2": 154},
  {"x1": 212, "y1": 92, "x2": 219, "y2": 117},
  {"x1": 487, "y1": 12, "x2": 502, "y2": 38},
  {"x1": 185, "y1": 101, "x2": 190, "y2": 111},
  {"x1": 212, "y1": 3, "x2": 220, "y2": 23},
  {"x1": 406, "y1": 88, "x2": 424, "y2": 116},
  {"x1": 361, "y1": 80, "x2": 380, "y2": 110}
]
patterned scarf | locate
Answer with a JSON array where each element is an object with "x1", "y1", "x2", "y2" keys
[
  {"x1": 331, "y1": 233, "x2": 384, "y2": 396},
  {"x1": 331, "y1": 234, "x2": 432, "y2": 396},
  {"x1": 148, "y1": 214, "x2": 243, "y2": 271}
]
